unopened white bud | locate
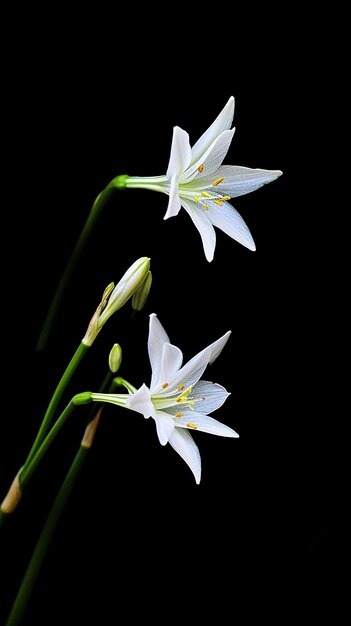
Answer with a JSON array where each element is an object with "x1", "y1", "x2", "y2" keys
[
  {"x1": 132, "y1": 271, "x2": 152, "y2": 311},
  {"x1": 98, "y1": 257, "x2": 150, "y2": 328}
]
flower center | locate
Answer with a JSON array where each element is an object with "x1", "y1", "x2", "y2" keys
[
  {"x1": 176, "y1": 386, "x2": 195, "y2": 409},
  {"x1": 180, "y1": 177, "x2": 230, "y2": 211}
]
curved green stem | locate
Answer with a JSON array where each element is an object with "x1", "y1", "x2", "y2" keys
[
  {"x1": 20, "y1": 393, "x2": 92, "y2": 489},
  {"x1": 22, "y1": 343, "x2": 89, "y2": 473},
  {"x1": 4, "y1": 379, "x2": 116, "y2": 625},
  {"x1": 36, "y1": 181, "x2": 118, "y2": 352},
  {"x1": 5, "y1": 444, "x2": 90, "y2": 626}
]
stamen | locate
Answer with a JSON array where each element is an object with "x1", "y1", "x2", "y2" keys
[
  {"x1": 212, "y1": 177, "x2": 224, "y2": 186},
  {"x1": 193, "y1": 196, "x2": 200, "y2": 203},
  {"x1": 203, "y1": 205, "x2": 209, "y2": 210},
  {"x1": 162, "y1": 383, "x2": 168, "y2": 388},
  {"x1": 198, "y1": 164, "x2": 204, "y2": 172},
  {"x1": 178, "y1": 385, "x2": 184, "y2": 391},
  {"x1": 222, "y1": 196, "x2": 231, "y2": 201},
  {"x1": 214, "y1": 199, "x2": 223, "y2": 206},
  {"x1": 176, "y1": 386, "x2": 192, "y2": 404},
  {"x1": 175, "y1": 412, "x2": 183, "y2": 417},
  {"x1": 201, "y1": 191, "x2": 211, "y2": 198},
  {"x1": 186, "y1": 423, "x2": 197, "y2": 429}
]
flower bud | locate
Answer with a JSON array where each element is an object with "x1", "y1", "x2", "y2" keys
[
  {"x1": 98, "y1": 257, "x2": 150, "y2": 328},
  {"x1": 132, "y1": 271, "x2": 152, "y2": 312},
  {"x1": 109, "y1": 343, "x2": 122, "y2": 373}
]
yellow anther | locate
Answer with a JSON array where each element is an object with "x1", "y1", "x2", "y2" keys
[
  {"x1": 175, "y1": 412, "x2": 183, "y2": 417},
  {"x1": 176, "y1": 386, "x2": 192, "y2": 404},
  {"x1": 201, "y1": 191, "x2": 211, "y2": 198},
  {"x1": 222, "y1": 196, "x2": 231, "y2": 201},
  {"x1": 178, "y1": 385, "x2": 184, "y2": 391},
  {"x1": 214, "y1": 199, "x2": 223, "y2": 206},
  {"x1": 204, "y1": 205, "x2": 209, "y2": 210},
  {"x1": 194, "y1": 196, "x2": 200, "y2": 203},
  {"x1": 186, "y1": 423, "x2": 198, "y2": 429},
  {"x1": 198, "y1": 164, "x2": 204, "y2": 172},
  {"x1": 162, "y1": 383, "x2": 168, "y2": 388},
  {"x1": 212, "y1": 177, "x2": 224, "y2": 186}
]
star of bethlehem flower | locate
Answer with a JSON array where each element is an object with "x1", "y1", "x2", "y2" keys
[
  {"x1": 122, "y1": 96, "x2": 282, "y2": 261},
  {"x1": 91, "y1": 313, "x2": 238, "y2": 484}
]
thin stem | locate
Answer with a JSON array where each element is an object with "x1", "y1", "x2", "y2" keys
[
  {"x1": 4, "y1": 445, "x2": 90, "y2": 626},
  {"x1": 23, "y1": 342, "x2": 89, "y2": 472},
  {"x1": 5, "y1": 379, "x2": 115, "y2": 625},
  {"x1": 20, "y1": 393, "x2": 92, "y2": 488},
  {"x1": 36, "y1": 183, "x2": 116, "y2": 352}
]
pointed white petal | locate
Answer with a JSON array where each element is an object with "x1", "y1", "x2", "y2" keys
[
  {"x1": 207, "y1": 330, "x2": 231, "y2": 364},
  {"x1": 151, "y1": 343, "x2": 184, "y2": 393},
  {"x1": 182, "y1": 199, "x2": 216, "y2": 262},
  {"x1": 160, "y1": 331, "x2": 230, "y2": 398},
  {"x1": 148, "y1": 314, "x2": 171, "y2": 386},
  {"x1": 191, "y1": 380, "x2": 230, "y2": 413},
  {"x1": 166, "y1": 126, "x2": 192, "y2": 178},
  {"x1": 208, "y1": 200, "x2": 256, "y2": 251},
  {"x1": 182, "y1": 129, "x2": 235, "y2": 183},
  {"x1": 163, "y1": 174, "x2": 182, "y2": 220},
  {"x1": 197, "y1": 165, "x2": 283, "y2": 197},
  {"x1": 168, "y1": 428, "x2": 201, "y2": 484},
  {"x1": 175, "y1": 411, "x2": 239, "y2": 437},
  {"x1": 162, "y1": 344, "x2": 212, "y2": 395},
  {"x1": 154, "y1": 410, "x2": 175, "y2": 446},
  {"x1": 190, "y1": 96, "x2": 235, "y2": 165},
  {"x1": 126, "y1": 384, "x2": 155, "y2": 419}
]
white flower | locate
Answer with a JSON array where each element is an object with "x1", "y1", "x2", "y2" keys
[
  {"x1": 92, "y1": 313, "x2": 238, "y2": 484},
  {"x1": 124, "y1": 96, "x2": 282, "y2": 261}
]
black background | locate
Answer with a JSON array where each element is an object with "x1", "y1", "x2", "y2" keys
[{"x1": 1, "y1": 10, "x2": 349, "y2": 624}]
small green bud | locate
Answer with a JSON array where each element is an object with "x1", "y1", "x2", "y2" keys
[
  {"x1": 109, "y1": 343, "x2": 122, "y2": 373},
  {"x1": 132, "y1": 270, "x2": 152, "y2": 311}
]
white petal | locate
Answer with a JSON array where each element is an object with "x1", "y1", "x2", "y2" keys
[
  {"x1": 126, "y1": 384, "x2": 155, "y2": 419},
  {"x1": 197, "y1": 165, "x2": 283, "y2": 197},
  {"x1": 160, "y1": 331, "x2": 230, "y2": 398},
  {"x1": 151, "y1": 343, "x2": 183, "y2": 394},
  {"x1": 160, "y1": 346, "x2": 212, "y2": 397},
  {"x1": 154, "y1": 410, "x2": 175, "y2": 446},
  {"x1": 166, "y1": 126, "x2": 192, "y2": 179},
  {"x1": 175, "y1": 412, "x2": 239, "y2": 437},
  {"x1": 182, "y1": 199, "x2": 216, "y2": 262},
  {"x1": 163, "y1": 174, "x2": 181, "y2": 220},
  {"x1": 208, "y1": 200, "x2": 256, "y2": 251},
  {"x1": 168, "y1": 428, "x2": 201, "y2": 484},
  {"x1": 207, "y1": 330, "x2": 231, "y2": 364},
  {"x1": 181, "y1": 129, "x2": 235, "y2": 183},
  {"x1": 148, "y1": 314, "x2": 170, "y2": 386},
  {"x1": 191, "y1": 380, "x2": 230, "y2": 414},
  {"x1": 190, "y1": 96, "x2": 235, "y2": 165}
]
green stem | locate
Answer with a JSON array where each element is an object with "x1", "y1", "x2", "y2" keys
[
  {"x1": 23, "y1": 342, "x2": 89, "y2": 472},
  {"x1": 20, "y1": 393, "x2": 92, "y2": 489},
  {"x1": 5, "y1": 444, "x2": 90, "y2": 626},
  {"x1": 4, "y1": 380, "x2": 115, "y2": 625},
  {"x1": 36, "y1": 182, "x2": 117, "y2": 352}
]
